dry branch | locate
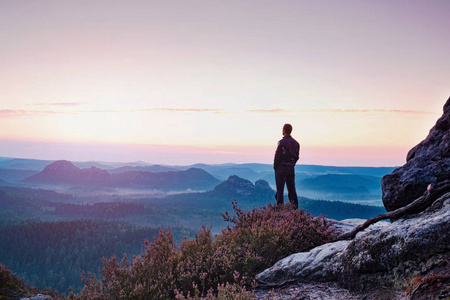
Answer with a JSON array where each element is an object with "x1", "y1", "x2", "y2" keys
[{"x1": 337, "y1": 180, "x2": 450, "y2": 241}]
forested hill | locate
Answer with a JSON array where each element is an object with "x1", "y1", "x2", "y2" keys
[
  {"x1": 1, "y1": 175, "x2": 386, "y2": 226},
  {"x1": 143, "y1": 175, "x2": 386, "y2": 221},
  {"x1": 23, "y1": 160, "x2": 220, "y2": 191},
  {"x1": 0, "y1": 220, "x2": 184, "y2": 293}
]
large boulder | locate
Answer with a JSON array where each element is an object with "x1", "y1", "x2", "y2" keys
[{"x1": 381, "y1": 97, "x2": 450, "y2": 212}]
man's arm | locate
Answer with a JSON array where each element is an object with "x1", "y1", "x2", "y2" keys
[
  {"x1": 274, "y1": 142, "x2": 284, "y2": 170},
  {"x1": 295, "y1": 143, "x2": 300, "y2": 164}
]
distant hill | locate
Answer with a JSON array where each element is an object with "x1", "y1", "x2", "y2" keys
[
  {"x1": 0, "y1": 169, "x2": 39, "y2": 183},
  {"x1": 72, "y1": 161, "x2": 122, "y2": 170},
  {"x1": 296, "y1": 165, "x2": 396, "y2": 177},
  {"x1": 145, "y1": 175, "x2": 385, "y2": 220},
  {"x1": 0, "y1": 187, "x2": 71, "y2": 220},
  {"x1": 0, "y1": 158, "x2": 53, "y2": 171},
  {"x1": 3, "y1": 157, "x2": 395, "y2": 204},
  {"x1": 295, "y1": 173, "x2": 383, "y2": 203},
  {"x1": 187, "y1": 164, "x2": 271, "y2": 182},
  {"x1": 23, "y1": 160, "x2": 110, "y2": 185},
  {"x1": 298, "y1": 197, "x2": 386, "y2": 220},
  {"x1": 1, "y1": 174, "x2": 387, "y2": 233},
  {"x1": 1, "y1": 156, "x2": 396, "y2": 185},
  {"x1": 151, "y1": 175, "x2": 275, "y2": 212},
  {"x1": 108, "y1": 165, "x2": 178, "y2": 174},
  {"x1": 299, "y1": 174, "x2": 381, "y2": 194},
  {"x1": 214, "y1": 175, "x2": 264, "y2": 196},
  {"x1": 23, "y1": 160, "x2": 220, "y2": 191},
  {"x1": 108, "y1": 167, "x2": 220, "y2": 190},
  {"x1": 177, "y1": 164, "x2": 395, "y2": 201},
  {"x1": 218, "y1": 175, "x2": 387, "y2": 220}
]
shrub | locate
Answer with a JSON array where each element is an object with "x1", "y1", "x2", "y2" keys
[
  {"x1": 79, "y1": 229, "x2": 180, "y2": 300},
  {"x1": 0, "y1": 262, "x2": 23, "y2": 291},
  {"x1": 175, "y1": 272, "x2": 257, "y2": 300},
  {"x1": 221, "y1": 201, "x2": 338, "y2": 271},
  {"x1": 77, "y1": 201, "x2": 339, "y2": 299}
]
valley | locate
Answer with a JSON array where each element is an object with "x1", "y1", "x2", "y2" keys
[{"x1": 0, "y1": 157, "x2": 392, "y2": 294}]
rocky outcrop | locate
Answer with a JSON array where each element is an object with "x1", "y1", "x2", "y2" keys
[
  {"x1": 256, "y1": 98, "x2": 450, "y2": 299},
  {"x1": 257, "y1": 183, "x2": 450, "y2": 298},
  {"x1": 256, "y1": 240, "x2": 350, "y2": 286},
  {"x1": 214, "y1": 175, "x2": 258, "y2": 196},
  {"x1": 255, "y1": 219, "x2": 392, "y2": 287},
  {"x1": 381, "y1": 97, "x2": 450, "y2": 212},
  {"x1": 339, "y1": 192, "x2": 449, "y2": 291}
]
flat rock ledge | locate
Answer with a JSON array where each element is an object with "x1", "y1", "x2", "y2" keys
[
  {"x1": 256, "y1": 240, "x2": 351, "y2": 287},
  {"x1": 256, "y1": 219, "x2": 391, "y2": 287}
]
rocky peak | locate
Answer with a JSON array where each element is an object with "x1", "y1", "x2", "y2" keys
[
  {"x1": 24, "y1": 160, "x2": 81, "y2": 183},
  {"x1": 43, "y1": 160, "x2": 78, "y2": 173},
  {"x1": 254, "y1": 179, "x2": 273, "y2": 192},
  {"x1": 24, "y1": 160, "x2": 110, "y2": 184},
  {"x1": 183, "y1": 167, "x2": 218, "y2": 181},
  {"x1": 214, "y1": 175, "x2": 255, "y2": 196},
  {"x1": 382, "y1": 97, "x2": 450, "y2": 211},
  {"x1": 79, "y1": 166, "x2": 110, "y2": 181}
]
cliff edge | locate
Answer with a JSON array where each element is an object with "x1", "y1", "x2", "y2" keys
[{"x1": 256, "y1": 98, "x2": 450, "y2": 300}]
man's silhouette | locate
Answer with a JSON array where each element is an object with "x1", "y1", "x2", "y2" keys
[{"x1": 273, "y1": 123, "x2": 300, "y2": 209}]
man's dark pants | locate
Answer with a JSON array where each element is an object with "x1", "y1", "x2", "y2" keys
[{"x1": 275, "y1": 165, "x2": 298, "y2": 209}]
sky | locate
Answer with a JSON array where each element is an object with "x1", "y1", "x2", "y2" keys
[{"x1": 0, "y1": 0, "x2": 449, "y2": 166}]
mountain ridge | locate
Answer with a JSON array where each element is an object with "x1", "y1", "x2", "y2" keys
[{"x1": 23, "y1": 160, "x2": 221, "y2": 191}]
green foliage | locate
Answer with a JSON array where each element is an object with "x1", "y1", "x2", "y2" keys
[
  {"x1": 299, "y1": 174, "x2": 381, "y2": 194},
  {"x1": 298, "y1": 197, "x2": 386, "y2": 220},
  {"x1": 77, "y1": 201, "x2": 339, "y2": 299},
  {"x1": 0, "y1": 262, "x2": 66, "y2": 300},
  {"x1": 0, "y1": 220, "x2": 172, "y2": 294},
  {"x1": 78, "y1": 229, "x2": 181, "y2": 300},
  {"x1": 0, "y1": 263, "x2": 23, "y2": 291}
]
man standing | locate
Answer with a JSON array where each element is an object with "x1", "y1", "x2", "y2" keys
[{"x1": 274, "y1": 123, "x2": 300, "y2": 209}]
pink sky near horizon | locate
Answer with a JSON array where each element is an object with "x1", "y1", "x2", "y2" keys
[
  {"x1": 1, "y1": 1, "x2": 449, "y2": 167},
  {"x1": 0, "y1": 138, "x2": 415, "y2": 167}
]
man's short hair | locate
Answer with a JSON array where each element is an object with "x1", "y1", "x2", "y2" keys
[{"x1": 283, "y1": 123, "x2": 293, "y2": 135}]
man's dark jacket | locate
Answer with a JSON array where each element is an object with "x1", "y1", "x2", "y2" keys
[{"x1": 273, "y1": 135, "x2": 300, "y2": 170}]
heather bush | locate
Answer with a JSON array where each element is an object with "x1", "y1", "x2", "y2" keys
[
  {"x1": 77, "y1": 202, "x2": 339, "y2": 299},
  {"x1": 79, "y1": 229, "x2": 180, "y2": 299},
  {"x1": 0, "y1": 263, "x2": 64, "y2": 300},
  {"x1": 175, "y1": 225, "x2": 215, "y2": 294},
  {"x1": 175, "y1": 226, "x2": 260, "y2": 296},
  {"x1": 221, "y1": 200, "x2": 339, "y2": 269},
  {"x1": 175, "y1": 272, "x2": 257, "y2": 300},
  {"x1": 0, "y1": 262, "x2": 23, "y2": 291}
]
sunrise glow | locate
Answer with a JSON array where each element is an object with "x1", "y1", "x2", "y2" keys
[{"x1": 1, "y1": 1, "x2": 449, "y2": 166}]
